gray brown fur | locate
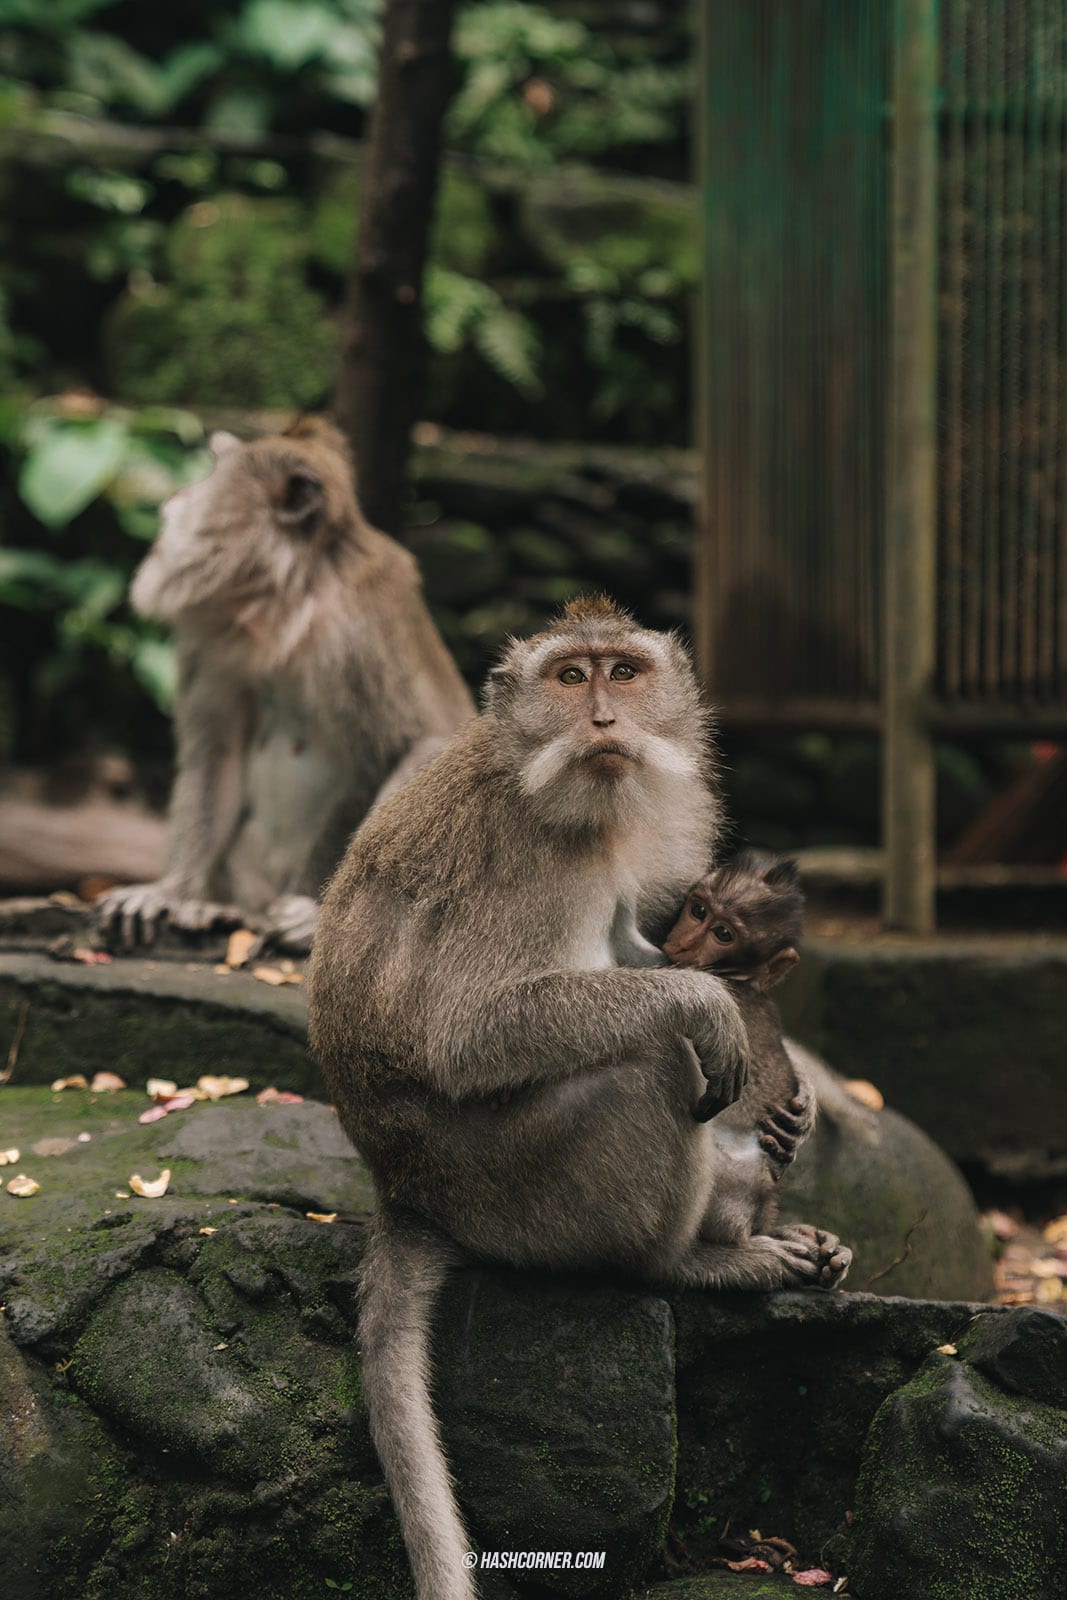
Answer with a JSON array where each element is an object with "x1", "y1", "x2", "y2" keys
[
  {"x1": 306, "y1": 600, "x2": 850, "y2": 1600},
  {"x1": 95, "y1": 419, "x2": 474, "y2": 950}
]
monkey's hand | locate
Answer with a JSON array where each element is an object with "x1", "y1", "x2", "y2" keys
[
  {"x1": 757, "y1": 1079, "x2": 816, "y2": 1173},
  {"x1": 94, "y1": 880, "x2": 243, "y2": 949},
  {"x1": 688, "y1": 984, "x2": 749, "y2": 1122}
]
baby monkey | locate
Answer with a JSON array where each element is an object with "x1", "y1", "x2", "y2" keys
[{"x1": 664, "y1": 852, "x2": 812, "y2": 1184}]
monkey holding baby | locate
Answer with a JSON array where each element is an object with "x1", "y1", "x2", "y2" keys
[
  {"x1": 307, "y1": 597, "x2": 850, "y2": 1600},
  {"x1": 95, "y1": 419, "x2": 474, "y2": 951}
]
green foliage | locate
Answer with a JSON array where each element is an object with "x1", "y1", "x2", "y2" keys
[
  {"x1": 425, "y1": 267, "x2": 542, "y2": 398},
  {"x1": 448, "y1": 1, "x2": 689, "y2": 168},
  {"x1": 105, "y1": 196, "x2": 335, "y2": 407}
]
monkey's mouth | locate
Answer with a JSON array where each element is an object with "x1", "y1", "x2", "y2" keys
[{"x1": 580, "y1": 742, "x2": 639, "y2": 765}]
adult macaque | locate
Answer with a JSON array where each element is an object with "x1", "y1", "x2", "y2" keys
[
  {"x1": 664, "y1": 852, "x2": 817, "y2": 1241},
  {"x1": 307, "y1": 597, "x2": 850, "y2": 1600},
  {"x1": 95, "y1": 420, "x2": 474, "y2": 951}
]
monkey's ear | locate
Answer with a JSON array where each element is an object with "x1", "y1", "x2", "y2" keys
[
  {"x1": 763, "y1": 857, "x2": 800, "y2": 890},
  {"x1": 274, "y1": 471, "x2": 325, "y2": 536},
  {"x1": 209, "y1": 430, "x2": 243, "y2": 460},
  {"x1": 762, "y1": 946, "x2": 800, "y2": 988}
]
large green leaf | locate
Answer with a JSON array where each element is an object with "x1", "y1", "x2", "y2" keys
[{"x1": 18, "y1": 418, "x2": 127, "y2": 528}]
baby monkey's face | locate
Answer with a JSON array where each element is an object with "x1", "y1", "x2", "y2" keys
[{"x1": 662, "y1": 889, "x2": 742, "y2": 969}]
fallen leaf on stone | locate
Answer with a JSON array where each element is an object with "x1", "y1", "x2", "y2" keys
[
  {"x1": 197, "y1": 1075, "x2": 249, "y2": 1099},
  {"x1": 73, "y1": 948, "x2": 112, "y2": 965},
  {"x1": 199, "y1": 1226, "x2": 217, "y2": 1236},
  {"x1": 307, "y1": 1212, "x2": 338, "y2": 1224},
  {"x1": 51, "y1": 1075, "x2": 89, "y2": 1091},
  {"x1": 843, "y1": 1079, "x2": 884, "y2": 1111},
  {"x1": 0, "y1": 1149, "x2": 19, "y2": 1165},
  {"x1": 213, "y1": 1341, "x2": 228, "y2": 1351},
  {"x1": 936, "y1": 1343, "x2": 958, "y2": 1356},
  {"x1": 1034, "y1": 1277, "x2": 1063, "y2": 1303},
  {"x1": 48, "y1": 890, "x2": 81, "y2": 908},
  {"x1": 77, "y1": 1132, "x2": 91, "y2": 1143},
  {"x1": 114, "y1": 1190, "x2": 129, "y2": 1198},
  {"x1": 252, "y1": 965, "x2": 302, "y2": 986},
  {"x1": 226, "y1": 928, "x2": 258, "y2": 968},
  {"x1": 256, "y1": 1087, "x2": 304, "y2": 1105},
  {"x1": 6, "y1": 1175, "x2": 40, "y2": 1197},
  {"x1": 90, "y1": 1071, "x2": 126, "y2": 1093},
  {"x1": 716, "y1": 1558, "x2": 772, "y2": 1573},
  {"x1": 793, "y1": 1573, "x2": 835, "y2": 1587},
  {"x1": 32, "y1": 1137, "x2": 76, "y2": 1157},
  {"x1": 1042, "y1": 1215, "x2": 1067, "y2": 1245},
  {"x1": 129, "y1": 1169, "x2": 171, "y2": 1198},
  {"x1": 832, "y1": 1581, "x2": 849, "y2": 1595},
  {"x1": 147, "y1": 1078, "x2": 178, "y2": 1101},
  {"x1": 213, "y1": 964, "x2": 231, "y2": 976},
  {"x1": 138, "y1": 1107, "x2": 170, "y2": 1124}
]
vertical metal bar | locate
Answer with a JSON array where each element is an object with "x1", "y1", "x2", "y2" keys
[
  {"x1": 983, "y1": 0, "x2": 1005, "y2": 696},
  {"x1": 884, "y1": 0, "x2": 939, "y2": 933},
  {"x1": 942, "y1": 0, "x2": 965, "y2": 700}
]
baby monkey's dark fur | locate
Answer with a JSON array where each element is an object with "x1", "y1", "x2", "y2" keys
[{"x1": 664, "y1": 852, "x2": 814, "y2": 1212}]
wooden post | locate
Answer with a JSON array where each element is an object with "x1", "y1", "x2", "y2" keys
[{"x1": 883, "y1": 0, "x2": 939, "y2": 933}]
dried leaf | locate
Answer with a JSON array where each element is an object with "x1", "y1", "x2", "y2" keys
[
  {"x1": 306, "y1": 1212, "x2": 338, "y2": 1224},
  {"x1": 793, "y1": 1572, "x2": 835, "y2": 1587},
  {"x1": 213, "y1": 964, "x2": 231, "y2": 976},
  {"x1": 138, "y1": 1106, "x2": 170, "y2": 1124},
  {"x1": 32, "y1": 1137, "x2": 75, "y2": 1157},
  {"x1": 72, "y1": 948, "x2": 112, "y2": 965},
  {"x1": 129, "y1": 1168, "x2": 171, "y2": 1198},
  {"x1": 1034, "y1": 1276, "x2": 1064, "y2": 1303},
  {"x1": 0, "y1": 1149, "x2": 20, "y2": 1166},
  {"x1": 77, "y1": 1132, "x2": 91, "y2": 1142},
  {"x1": 936, "y1": 1343, "x2": 958, "y2": 1356},
  {"x1": 252, "y1": 964, "x2": 302, "y2": 986},
  {"x1": 1042, "y1": 1215, "x2": 1067, "y2": 1245},
  {"x1": 843, "y1": 1079, "x2": 884, "y2": 1111},
  {"x1": 90, "y1": 1071, "x2": 126, "y2": 1093},
  {"x1": 199, "y1": 1226, "x2": 217, "y2": 1236},
  {"x1": 196, "y1": 1075, "x2": 249, "y2": 1100},
  {"x1": 6, "y1": 1174, "x2": 41, "y2": 1197},
  {"x1": 984, "y1": 1208, "x2": 1019, "y2": 1242},
  {"x1": 256, "y1": 1087, "x2": 304, "y2": 1105},
  {"x1": 718, "y1": 1558, "x2": 772, "y2": 1573},
  {"x1": 51, "y1": 1075, "x2": 89, "y2": 1092},
  {"x1": 114, "y1": 1190, "x2": 129, "y2": 1198},
  {"x1": 147, "y1": 1078, "x2": 178, "y2": 1100},
  {"x1": 225, "y1": 928, "x2": 258, "y2": 968}
]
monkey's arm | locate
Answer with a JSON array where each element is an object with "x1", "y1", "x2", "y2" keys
[
  {"x1": 430, "y1": 965, "x2": 747, "y2": 1104},
  {"x1": 96, "y1": 647, "x2": 252, "y2": 946}
]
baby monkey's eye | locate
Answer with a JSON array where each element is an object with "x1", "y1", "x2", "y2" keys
[
  {"x1": 689, "y1": 900, "x2": 708, "y2": 920},
  {"x1": 558, "y1": 667, "x2": 587, "y2": 685},
  {"x1": 610, "y1": 662, "x2": 638, "y2": 681},
  {"x1": 711, "y1": 924, "x2": 735, "y2": 944}
]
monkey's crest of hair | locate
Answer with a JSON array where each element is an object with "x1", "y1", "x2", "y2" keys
[{"x1": 559, "y1": 593, "x2": 633, "y2": 625}]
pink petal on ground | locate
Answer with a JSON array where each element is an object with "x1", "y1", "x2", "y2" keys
[
  {"x1": 793, "y1": 1571, "x2": 835, "y2": 1587},
  {"x1": 138, "y1": 1106, "x2": 169, "y2": 1124}
]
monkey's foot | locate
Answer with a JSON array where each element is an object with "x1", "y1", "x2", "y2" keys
[
  {"x1": 94, "y1": 883, "x2": 243, "y2": 949},
  {"x1": 250, "y1": 894, "x2": 319, "y2": 957},
  {"x1": 757, "y1": 1089, "x2": 814, "y2": 1170},
  {"x1": 772, "y1": 1224, "x2": 851, "y2": 1289}
]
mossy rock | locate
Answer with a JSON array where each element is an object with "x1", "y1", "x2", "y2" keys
[{"x1": 848, "y1": 1309, "x2": 1067, "y2": 1600}]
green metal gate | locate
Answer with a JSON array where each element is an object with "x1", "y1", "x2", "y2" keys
[{"x1": 696, "y1": 0, "x2": 1067, "y2": 931}]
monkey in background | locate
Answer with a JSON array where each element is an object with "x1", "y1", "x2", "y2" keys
[
  {"x1": 95, "y1": 419, "x2": 475, "y2": 951},
  {"x1": 664, "y1": 851, "x2": 818, "y2": 1243},
  {"x1": 307, "y1": 597, "x2": 850, "y2": 1600}
]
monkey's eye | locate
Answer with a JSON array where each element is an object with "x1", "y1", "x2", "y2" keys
[
  {"x1": 689, "y1": 900, "x2": 708, "y2": 921},
  {"x1": 558, "y1": 667, "x2": 587, "y2": 685},
  {"x1": 711, "y1": 924, "x2": 735, "y2": 944},
  {"x1": 610, "y1": 662, "x2": 638, "y2": 681}
]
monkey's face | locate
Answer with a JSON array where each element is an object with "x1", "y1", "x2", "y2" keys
[{"x1": 662, "y1": 887, "x2": 745, "y2": 969}]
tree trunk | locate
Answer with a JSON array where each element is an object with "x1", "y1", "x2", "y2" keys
[{"x1": 334, "y1": 0, "x2": 458, "y2": 535}]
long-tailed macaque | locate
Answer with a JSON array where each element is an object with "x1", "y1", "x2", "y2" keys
[
  {"x1": 307, "y1": 597, "x2": 850, "y2": 1600},
  {"x1": 95, "y1": 420, "x2": 474, "y2": 950},
  {"x1": 664, "y1": 852, "x2": 817, "y2": 1242}
]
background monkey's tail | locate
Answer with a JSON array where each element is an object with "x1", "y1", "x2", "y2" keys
[{"x1": 359, "y1": 1207, "x2": 477, "y2": 1600}]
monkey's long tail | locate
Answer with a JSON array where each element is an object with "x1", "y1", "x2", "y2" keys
[{"x1": 359, "y1": 1207, "x2": 477, "y2": 1600}]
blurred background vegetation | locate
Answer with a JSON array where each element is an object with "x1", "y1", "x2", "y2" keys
[{"x1": 0, "y1": 0, "x2": 1005, "y2": 852}]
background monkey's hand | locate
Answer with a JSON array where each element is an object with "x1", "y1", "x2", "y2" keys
[
  {"x1": 94, "y1": 880, "x2": 243, "y2": 949},
  {"x1": 757, "y1": 1078, "x2": 816, "y2": 1171},
  {"x1": 686, "y1": 984, "x2": 749, "y2": 1121}
]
